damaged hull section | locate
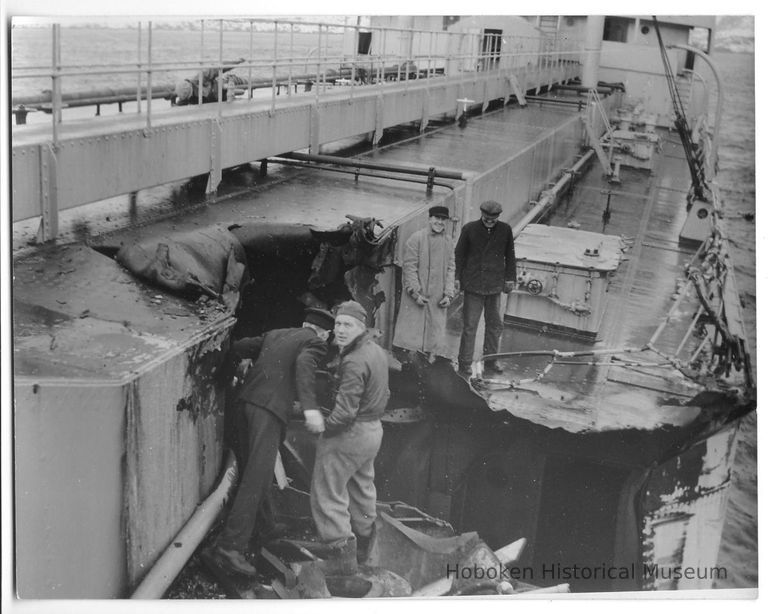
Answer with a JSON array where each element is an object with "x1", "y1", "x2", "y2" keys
[{"x1": 13, "y1": 74, "x2": 752, "y2": 597}]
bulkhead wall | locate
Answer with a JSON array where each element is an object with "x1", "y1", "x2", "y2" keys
[
  {"x1": 464, "y1": 116, "x2": 582, "y2": 227},
  {"x1": 14, "y1": 324, "x2": 231, "y2": 598},
  {"x1": 122, "y1": 325, "x2": 230, "y2": 589}
]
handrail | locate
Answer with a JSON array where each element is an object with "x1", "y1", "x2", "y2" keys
[
  {"x1": 12, "y1": 17, "x2": 580, "y2": 129},
  {"x1": 11, "y1": 17, "x2": 584, "y2": 242}
]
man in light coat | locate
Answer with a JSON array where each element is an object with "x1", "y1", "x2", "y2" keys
[{"x1": 393, "y1": 205, "x2": 456, "y2": 361}]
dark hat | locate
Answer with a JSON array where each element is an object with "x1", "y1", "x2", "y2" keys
[
  {"x1": 428, "y1": 205, "x2": 450, "y2": 219},
  {"x1": 304, "y1": 307, "x2": 335, "y2": 331},
  {"x1": 479, "y1": 200, "x2": 503, "y2": 216},
  {"x1": 334, "y1": 300, "x2": 368, "y2": 325}
]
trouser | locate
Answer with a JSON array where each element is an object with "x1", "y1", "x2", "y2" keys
[
  {"x1": 217, "y1": 402, "x2": 283, "y2": 552},
  {"x1": 310, "y1": 420, "x2": 384, "y2": 545},
  {"x1": 458, "y1": 291, "x2": 504, "y2": 368}
]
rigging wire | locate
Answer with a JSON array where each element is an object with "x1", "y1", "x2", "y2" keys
[
  {"x1": 652, "y1": 16, "x2": 708, "y2": 201},
  {"x1": 477, "y1": 229, "x2": 750, "y2": 392}
]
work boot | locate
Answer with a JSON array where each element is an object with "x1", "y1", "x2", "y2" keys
[
  {"x1": 317, "y1": 536, "x2": 358, "y2": 576},
  {"x1": 355, "y1": 524, "x2": 376, "y2": 564},
  {"x1": 201, "y1": 544, "x2": 258, "y2": 578}
]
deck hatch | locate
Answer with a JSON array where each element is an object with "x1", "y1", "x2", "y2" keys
[{"x1": 505, "y1": 224, "x2": 626, "y2": 337}]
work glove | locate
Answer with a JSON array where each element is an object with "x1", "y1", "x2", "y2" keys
[
  {"x1": 304, "y1": 409, "x2": 325, "y2": 434},
  {"x1": 438, "y1": 295, "x2": 451, "y2": 308},
  {"x1": 503, "y1": 280, "x2": 516, "y2": 294}
]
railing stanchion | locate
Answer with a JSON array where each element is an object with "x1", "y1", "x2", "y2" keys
[
  {"x1": 350, "y1": 20, "x2": 358, "y2": 101},
  {"x1": 136, "y1": 22, "x2": 142, "y2": 113},
  {"x1": 145, "y1": 21, "x2": 152, "y2": 130},
  {"x1": 271, "y1": 20, "x2": 277, "y2": 114},
  {"x1": 428, "y1": 30, "x2": 433, "y2": 82},
  {"x1": 379, "y1": 27, "x2": 385, "y2": 88},
  {"x1": 51, "y1": 23, "x2": 60, "y2": 147},
  {"x1": 217, "y1": 19, "x2": 224, "y2": 118},
  {"x1": 288, "y1": 22, "x2": 293, "y2": 97},
  {"x1": 316, "y1": 24, "x2": 321, "y2": 104},
  {"x1": 248, "y1": 20, "x2": 254, "y2": 99},
  {"x1": 198, "y1": 20, "x2": 204, "y2": 105}
]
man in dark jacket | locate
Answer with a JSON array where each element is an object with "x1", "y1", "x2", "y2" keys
[
  {"x1": 309, "y1": 300, "x2": 390, "y2": 575},
  {"x1": 454, "y1": 200, "x2": 516, "y2": 375},
  {"x1": 203, "y1": 307, "x2": 335, "y2": 577},
  {"x1": 173, "y1": 58, "x2": 245, "y2": 105}
]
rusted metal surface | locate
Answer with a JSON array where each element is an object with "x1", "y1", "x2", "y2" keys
[
  {"x1": 13, "y1": 244, "x2": 231, "y2": 377},
  {"x1": 11, "y1": 83, "x2": 753, "y2": 597},
  {"x1": 641, "y1": 424, "x2": 740, "y2": 590},
  {"x1": 13, "y1": 242, "x2": 235, "y2": 596},
  {"x1": 123, "y1": 329, "x2": 229, "y2": 587}
]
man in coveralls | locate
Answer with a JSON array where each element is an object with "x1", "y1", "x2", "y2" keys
[
  {"x1": 308, "y1": 300, "x2": 390, "y2": 575},
  {"x1": 203, "y1": 307, "x2": 335, "y2": 577},
  {"x1": 454, "y1": 200, "x2": 517, "y2": 376}
]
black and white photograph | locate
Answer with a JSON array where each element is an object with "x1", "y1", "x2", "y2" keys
[{"x1": 1, "y1": 2, "x2": 759, "y2": 609}]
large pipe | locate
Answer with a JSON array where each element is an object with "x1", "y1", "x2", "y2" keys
[
  {"x1": 267, "y1": 158, "x2": 456, "y2": 191},
  {"x1": 525, "y1": 95, "x2": 586, "y2": 109},
  {"x1": 12, "y1": 85, "x2": 175, "y2": 108},
  {"x1": 281, "y1": 151, "x2": 467, "y2": 181},
  {"x1": 512, "y1": 148, "x2": 596, "y2": 237},
  {"x1": 552, "y1": 84, "x2": 614, "y2": 95},
  {"x1": 131, "y1": 451, "x2": 238, "y2": 599},
  {"x1": 582, "y1": 16, "x2": 605, "y2": 89}
]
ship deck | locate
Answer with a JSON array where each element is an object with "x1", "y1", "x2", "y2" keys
[
  {"x1": 13, "y1": 98, "x2": 707, "y2": 433},
  {"x1": 12, "y1": 101, "x2": 573, "y2": 376},
  {"x1": 488, "y1": 124, "x2": 707, "y2": 432}
]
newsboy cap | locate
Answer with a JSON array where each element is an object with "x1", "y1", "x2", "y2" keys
[
  {"x1": 479, "y1": 200, "x2": 503, "y2": 216},
  {"x1": 304, "y1": 307, "x2": 335, "y2": 331},
  {"x1": 175, "y1": 80, "x2": 193, "y2": 103},
  {"x1": 428, "y1": 205, "x2": 450, "y2": 219},
  {"x1": 335, "y1": 300, "x2": 368, "y2": 325}
]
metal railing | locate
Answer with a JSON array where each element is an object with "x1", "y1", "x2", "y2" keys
[{"x1": 12, "y1": 17, "x2": 582, "y2": 142}]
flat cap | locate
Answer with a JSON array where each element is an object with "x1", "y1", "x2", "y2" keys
[
  {"x1": 304, "y1": 307, "x2": 335, "y2": 331},
  {"x1": 335, "y1": 300, "x2": 368, "y2": 325},
  {"x1": 479, "y1": 200, "x2": 503, "y2": 216},
  {"x1": 175, "y1": 80, "x2": 193, "y2": 102},
  {"x1": 428, "y1": 205, "x2": 450, "y2": 219}
]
